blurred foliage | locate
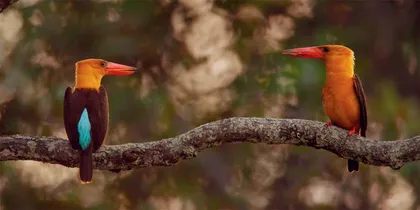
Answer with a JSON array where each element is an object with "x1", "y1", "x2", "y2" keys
[{"x1": 0, "y1": 0, "x2": 420, "y2": 209}]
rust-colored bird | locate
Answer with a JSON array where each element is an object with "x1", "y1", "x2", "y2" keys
[
  {"x1": 282, "y1": 45, "x2": 367, "y2": 173},
  {"x1": 64, "y1": 59, "x2": 136, "y2": 183}
]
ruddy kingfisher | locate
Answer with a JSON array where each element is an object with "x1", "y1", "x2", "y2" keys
[
  {"x1": 282, "y1": 45, "x2": 367, "y2": 173},
  {"x1": 64, "y1": 59, "x2": 136, "y2": 183}
]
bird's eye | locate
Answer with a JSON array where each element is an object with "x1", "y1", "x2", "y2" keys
[
  {"x1": 100, "y1": 61, "x2": 107, "y2": 67},
  {"x1": 323, "y1": 47, "x2": 330, "y2": 53}
]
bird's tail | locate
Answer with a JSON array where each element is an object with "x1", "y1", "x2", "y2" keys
[
  {"x1": 79, "y1": 144, "x2": 93, "y2": 184},
  {"x1": 348, "y1": 160, "x2": 359, "y2": 173},
  {"x1": 347, "y1": 126, "x2": 363, "y2": 173}
]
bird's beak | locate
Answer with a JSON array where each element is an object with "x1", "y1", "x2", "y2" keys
[
  {"x1": 281, "y1": 47, "x2": 324, "y2": 59},
  {"x1": 105, "y1": 62, "x2": 136, "y2": 76}
]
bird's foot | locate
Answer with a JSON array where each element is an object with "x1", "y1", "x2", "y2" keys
[
  {"x1": 347, "y1": 128, "x2": 358, "y2": 137},
  {"x1": 324, "y1": 121, "x2": 333, "y2": 128}
]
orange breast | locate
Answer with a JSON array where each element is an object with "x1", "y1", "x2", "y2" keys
[{"x1": 322, "y1": 75, "x2": 360, "y2": 131}]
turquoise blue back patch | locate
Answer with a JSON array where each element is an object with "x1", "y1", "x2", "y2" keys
[{"x1": 77, "y1": 108, "x2": 91, "y2": 150}]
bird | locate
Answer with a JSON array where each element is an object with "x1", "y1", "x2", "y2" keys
[
  {"x1": 64, "y1": 58, "x2": 136, "y2": 183},
  {"x1": 281, "y1": 45, "x2": 367, "y2": 173}
]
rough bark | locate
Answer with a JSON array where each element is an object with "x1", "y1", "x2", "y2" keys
[
  {"x1": 0, "y1": 117, "x2": 417, "y2": 171},
  {"x1": 0, "y1": 0, "x2": 18, "y2": 13}
]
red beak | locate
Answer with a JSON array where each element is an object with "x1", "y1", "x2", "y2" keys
[
  {"x1": 105, "y1": 62, "x2": 136, "y2": 76},
  {"x1": 281, "y1": 47, "x2": 324, "y2": 59}
]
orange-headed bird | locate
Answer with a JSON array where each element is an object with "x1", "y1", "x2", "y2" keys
[
  {"x1": 282, "y1": 45, "x2": 367, "y2": 173},
  {"x1": 64, "y1": 59, "x2": 136, "y2": 183}
]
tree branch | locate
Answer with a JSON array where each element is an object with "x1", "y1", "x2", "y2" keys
[
  {"x1": 0, "y1": 0, "x2": 18, "y2": 13},
  {"x1": 0, "y1": 117, "x2": 417, "y2": 171}
]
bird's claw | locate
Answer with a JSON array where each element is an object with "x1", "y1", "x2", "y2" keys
[
  {"x1": 347, "y1": 128, "x2": 358, "y2": 137},
  {"x1": 324, "y1": 121, "x2": 333, "y2": 128}
]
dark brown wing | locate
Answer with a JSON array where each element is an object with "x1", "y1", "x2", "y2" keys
[
  {"x1": 86, "y1": 86, "x2": 109, "y2": 152},
  {"x1": 64, "y1": 87, "x2": 87, "y2": 150},
  {"x1": 353, "y1": 74, "x2": 367, "y2": 137}
]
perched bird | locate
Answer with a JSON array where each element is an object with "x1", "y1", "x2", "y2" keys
[
  {"x1": 282, "y1": 45, "x2": 367, "y2": 173},
  {"x1": 64, "y1": 59, "x2": 136, "y2": 183}
]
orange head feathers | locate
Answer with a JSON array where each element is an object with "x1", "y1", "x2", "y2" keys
[
  {"x1": 281, "y1": 45, "x2": 353, "y2": 60},
  {"x1": 282, "y1": 45, "x2": 355, "y2": 75},
  {"x1": 74, "y1": 59, "x2": 136, "y2": 89}
]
